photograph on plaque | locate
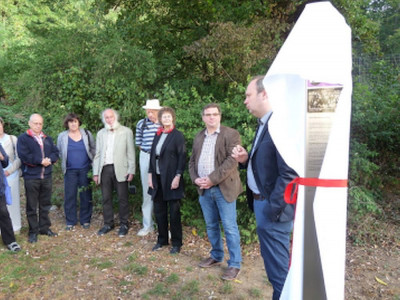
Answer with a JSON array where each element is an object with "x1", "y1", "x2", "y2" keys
[{"x1": 307, "y1": 81, "x2": 343, "y2": 113}]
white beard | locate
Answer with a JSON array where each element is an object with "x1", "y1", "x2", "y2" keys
[{"x1": 105, "y1": 120, "x2": 121, "y2": 131}]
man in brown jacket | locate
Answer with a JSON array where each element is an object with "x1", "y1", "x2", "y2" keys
[{"x1": 189, "y1": 103, "x2": 243, "y2": 281}]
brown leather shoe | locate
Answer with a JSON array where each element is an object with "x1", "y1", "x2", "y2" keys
[
  {"x1": 221, "y1": 267, "x2": 240, "y2": 280},
  {"x1": 198, "y1": 257, "x2": 222, "y2": 268}
]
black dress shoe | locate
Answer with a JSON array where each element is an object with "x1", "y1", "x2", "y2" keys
[
  {"x1": 170, "y1": 246, "x2": 181, "y2": 254},
  {"x1": 152, "y1": 243, "x2": 163, "y2": 251},
  {"x1": 40, "y1": 229, "x2": 58, "y2": 237},
  {"x1": 97, "y1": 225, "x2": 114, "y2": 236},
  {"x1": 28, "y1": 233, "x2": 38, "y2": 243},
  {"x1": 118, "y1": 224, "x2": 129, "y2": 237}
]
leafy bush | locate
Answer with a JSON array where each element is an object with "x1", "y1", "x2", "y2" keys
[{"x1": 349, "y1": 60, "x2": 399, "y2": 219}]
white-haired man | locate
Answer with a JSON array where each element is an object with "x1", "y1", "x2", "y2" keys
[{"x1": 93, "y1": 108, "x2": 135, "y2": 237}]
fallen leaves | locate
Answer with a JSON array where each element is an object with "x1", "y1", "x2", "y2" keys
[{"x1": 375, "y1": 276, "x2": 388, "y2": 286}]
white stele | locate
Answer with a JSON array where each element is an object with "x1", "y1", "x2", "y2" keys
[{"x1": 262, "y1": 2, "x2": 352, "y2": 299}]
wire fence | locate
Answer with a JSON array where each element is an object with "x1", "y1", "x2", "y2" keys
[{"x1": 353, "y1": 53, "x2": 400, "y2": 83}]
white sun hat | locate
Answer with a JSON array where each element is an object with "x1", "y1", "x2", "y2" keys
[{"x1": 143, "y1": 99, "x2": 162, "y2": 110}]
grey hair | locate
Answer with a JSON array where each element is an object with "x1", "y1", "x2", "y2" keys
[
  {"x1": 250, "y1": 75, "x2": 265, "y2": 93},
  {"x1": 101, "y1": 108, "x2": 119, "y2": 125},
  {"x1": 29, "y1": 113, "x2": 43, "y2": 122}
]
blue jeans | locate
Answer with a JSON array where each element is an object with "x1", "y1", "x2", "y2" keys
[
  {"x1": 199, "y1": 186, "x2": 242, "y2": 269},
  {"x1": 64, "y1": 167, "x2": 92, "y2": 226},
  {"x1": 254, "y1": 198, "x2": 293, "y2": 300}
]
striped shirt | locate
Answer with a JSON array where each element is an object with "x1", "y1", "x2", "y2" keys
[
  {"x1": 197, "y1": 128, "x2": 220, "y2": 178},
  {"x1": 135, "y1": 118, "x2": 161, "y2": 153}
]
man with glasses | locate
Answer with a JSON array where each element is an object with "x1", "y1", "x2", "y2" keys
[{"x1": 189, "y1": 103, "x2": 243, "y2": 281}]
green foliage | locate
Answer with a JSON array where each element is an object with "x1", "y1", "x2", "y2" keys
[
  {"x1": 0, "y1": 0, "x2": 398, "y2": 246},
  {"x1": 0, "y1": 105, "x2": 27, "y2": 136},
  {"x1": 349, "y1": 59, "x2": 399, "y2": 219},
  {"x1": 348, "y1": 141, "x2": 381, "y2": 215},
  {"x1": 368, "y1": 0, "x2": 400, "y2": 54},
  {"x1": 352, "y1": 60, "x2": 400, "y2": 178},
  {"x1": 330, "y1": 0, "x2": 381, "y2": 54}
]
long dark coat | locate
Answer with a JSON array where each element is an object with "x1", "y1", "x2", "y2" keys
[{"x1": 148, "y1": 128, "x2": 186, "y2": 201}]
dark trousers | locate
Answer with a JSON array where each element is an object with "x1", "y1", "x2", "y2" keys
[
  {"x1": 64, "y1": 167, "x2": 93, "y2": 226},
  {"x1": 100, "y1": 165, "x2": 129, "y2": 227},
  {"x1": 153, "y1": 175, "x2": 182, "y2": 247},
  {"x1": 24, "y1": 177, "x2": 52, "y2": 234},
  {"x1": 0, "y1": 194, "x2": 16, "y2": 245}
]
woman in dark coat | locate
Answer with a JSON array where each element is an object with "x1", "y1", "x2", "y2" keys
[
  {"x1": 0, "y1": 144, "x2": 21, "y2": 252},
  {"x1": 148, "y1": 107, "x2": 186, "y2": 254}
]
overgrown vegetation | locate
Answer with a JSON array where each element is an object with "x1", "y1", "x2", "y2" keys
[{"x1": 0, "y1": 0, "x2": 399, "y2": 245}]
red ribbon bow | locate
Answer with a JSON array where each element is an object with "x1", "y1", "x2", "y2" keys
[{"x1": 284, "y1": 177, "x2": 348, "y2": 204}]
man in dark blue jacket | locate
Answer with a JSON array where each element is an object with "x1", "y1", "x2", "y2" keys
[
  {"x1": 232, "y1": 76, "x2": 298, "y2": 300},
  {"x1": 17, "y1": 113, "x2": 59, "y2": 243}
]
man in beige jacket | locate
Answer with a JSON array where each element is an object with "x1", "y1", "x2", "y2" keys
[{"x1": 93, "y1": 108, "x2": 135, "y2": 237}]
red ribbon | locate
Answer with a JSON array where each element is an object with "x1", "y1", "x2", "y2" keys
[{"x1": 284, "y1": 177, "x2": 348, "y2": 204}]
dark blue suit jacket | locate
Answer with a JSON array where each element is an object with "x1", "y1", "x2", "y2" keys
[
  {"x1": 17, "y1": 132, "x2": 59, "y2": 180},
  {"x1": 245, "y1": 120, "x2": 298, "y2": 222}
]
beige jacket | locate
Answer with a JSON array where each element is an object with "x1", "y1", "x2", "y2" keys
[{"x1": 93, "y1": 124, "x2": 135, "y2": 183}]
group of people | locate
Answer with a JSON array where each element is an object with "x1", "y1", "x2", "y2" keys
[{"x1": 0, "y1": 76, "x2": 297, "y2": 299}]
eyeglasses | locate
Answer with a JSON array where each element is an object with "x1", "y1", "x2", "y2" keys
[{"x1": 204, "y1": 113, "x2": 220, "y2": 117}]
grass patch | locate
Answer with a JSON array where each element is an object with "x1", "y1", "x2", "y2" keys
[
  {"x1": 165, "y1": 273, "x2": 179, "y2": 284},
  {"x1": 181, "y1": 280, "x2": 199, "y2": 294},
  {"x1": 249, "y1": 287, "x2": 262, "y2": 298},
  {"x1": 123, "y1": 263, "x2": 148, "y2": 276},
  {"x1": 156, "y1": 267, "x2": 166, "y2": 275},
  {"x1": 147, "y1": 283, "x2": 169, "y2": 296},
  {"x1": 119, "y1": 280, "x2": 133, "y2": 286},
  {"x1": 124, "y1": 241, "x2": 133, "y2": 247},
  {"x1": 221, "y1": 282, "x2": 233, "y2": 294},
  {"x1": 127, "y1": 253, "x2": 137, "y2": 262},
  {"x1": 89, "y1": 258, "x2": 113, "y2": 270},
  {"x1": 206, "y1": 274, "x2": 217, "y2": 281}
]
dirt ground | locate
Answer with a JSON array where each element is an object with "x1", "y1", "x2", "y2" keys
[{"x1": 1, "y1": 195, "x2": 399, "y2": 299}]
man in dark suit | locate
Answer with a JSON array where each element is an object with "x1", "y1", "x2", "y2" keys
[
  {"x1": 189, "y1": 103, "x2": 243, "y2": 281},
  {"x1": 232, "y1": 76, "x2": 298, "y2": 300}
]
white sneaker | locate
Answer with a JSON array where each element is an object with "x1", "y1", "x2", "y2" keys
[{"x1": 137, "y1": 228, "x2": 153, "y2": 236}]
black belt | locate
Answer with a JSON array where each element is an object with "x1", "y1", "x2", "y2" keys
[
  {"x1": 141, "y1": 149, "x2": 150, "y2": 154},
  {"x1": 253, "y1": 193, "x2": 262, "y2": 200}
]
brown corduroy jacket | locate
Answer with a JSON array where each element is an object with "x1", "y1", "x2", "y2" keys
[{"x1": 189, "y1": 126, "x2": 243, "y2": 202}]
